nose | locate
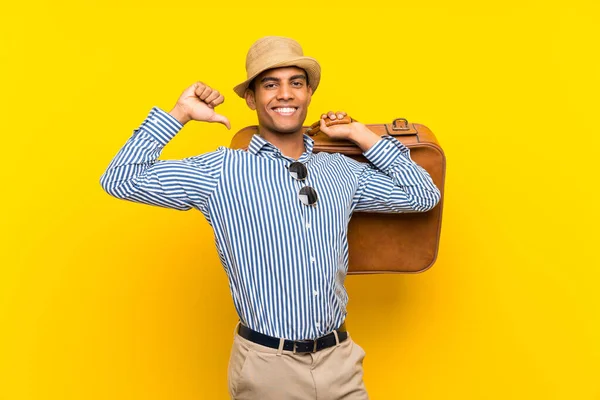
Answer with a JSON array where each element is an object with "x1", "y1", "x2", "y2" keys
[{"x1": 276, "y1": 82, "x2": 294, "y2": 101}]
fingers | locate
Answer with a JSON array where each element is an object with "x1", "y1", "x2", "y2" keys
[
  {"x1": 318, "y1": 115, "x2": 349, "y2": 135},
  {"x1": 319, "y1": 114, "x2": 354, "y2": 140},
  {"x1": 321, "y1": 110, "x2": 347, "y2": 121},
  {"x1": 205, "y1": 92, "x2": 224, "y2": 108},
  {"x1": 320, "y1": 111, "x2": 351, "y2": 128},
  {"x1": 203, "y1": 89, "x2": 219, "y2": 103},
  {"x1": 194, "y1": 82, "x2": 210, "y2": 100},
  {"x1": 194, "y1": 82, "x2": 224, "y2": 108}
]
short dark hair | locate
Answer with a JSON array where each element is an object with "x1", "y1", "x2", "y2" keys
[{"x1": 247, "y1": 67, "x2": 309, "y2": 93}]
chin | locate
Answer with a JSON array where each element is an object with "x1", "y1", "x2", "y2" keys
[
  {"x1": 276, "y1": 124, "x2": 303, "y2": 134},
  {"x1": 262, "y1": 119, "x2": 305, "y2": 134}
]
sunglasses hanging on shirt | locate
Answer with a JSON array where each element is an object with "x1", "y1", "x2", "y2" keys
[{"x1": 287, "y1": 162, "x2": 318, "y2": 207}]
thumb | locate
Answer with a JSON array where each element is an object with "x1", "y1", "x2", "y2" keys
[{"x1": 209, "y1": 113, "x2": 231, "y2": 130}]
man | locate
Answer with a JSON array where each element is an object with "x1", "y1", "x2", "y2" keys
[{"x1": 100, "y1": 36, "x2": 440, "y2": 399}]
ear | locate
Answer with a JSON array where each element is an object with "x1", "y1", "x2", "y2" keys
[{"x1": 245, "y1": 89, "x2": 256, "y2": 110}]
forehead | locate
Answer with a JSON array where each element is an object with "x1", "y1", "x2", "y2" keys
[{"x1": 255, "y1": 66, "x2": 307, "y2": 81}]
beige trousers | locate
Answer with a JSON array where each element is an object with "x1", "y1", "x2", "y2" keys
[{"x1": 227, "y1": 324, "x2": 369, "y2": 400}]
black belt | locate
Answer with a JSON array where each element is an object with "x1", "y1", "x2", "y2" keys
[{"x1": 237, "y1": 323, "x2": 348, "y2": 353}]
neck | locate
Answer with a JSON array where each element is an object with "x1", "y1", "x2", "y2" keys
[{"x1": 258, "y1": 127, "x2": 306, "y2": 160}]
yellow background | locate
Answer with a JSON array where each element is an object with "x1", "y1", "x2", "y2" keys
[{"x1": 1, "y1": 1, "x2": 599, "y2": 399}]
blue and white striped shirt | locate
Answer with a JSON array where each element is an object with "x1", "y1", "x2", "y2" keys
[{"x1": 100, "y1": 106, "x2": 440, "y2": 340}]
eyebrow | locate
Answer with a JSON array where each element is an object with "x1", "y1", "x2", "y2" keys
[{"x1": 260, "y1": 74, "x2": 307, "y2": 83}]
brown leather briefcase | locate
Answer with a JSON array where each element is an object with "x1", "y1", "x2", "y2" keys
[{"x1": 229, "y1": 117, "x2": 446, "y2": 274}]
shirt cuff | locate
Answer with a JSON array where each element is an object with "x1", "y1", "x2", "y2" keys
[
  {"x1": 137, "y1": 106, "x2": 184, "y2": 146},
  {"x1": 362, "y1": 135, "x2": 412, "y2": 171}
]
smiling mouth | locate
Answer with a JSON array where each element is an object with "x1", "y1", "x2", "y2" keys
[{"x1": 272, "y1": 107, "x2": 298, "y2": 116}]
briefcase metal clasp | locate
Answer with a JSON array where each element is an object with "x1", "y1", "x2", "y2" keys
[{"x1": 392, "y1": 118, "x2": 410, "y2": 131}]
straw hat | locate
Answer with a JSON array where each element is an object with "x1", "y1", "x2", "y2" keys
[{"x1": 233, "y1": 36, "x2": 321, "y2": 98}]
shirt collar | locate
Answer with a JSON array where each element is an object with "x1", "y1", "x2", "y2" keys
[{"x1": 247, "y1": 133, "x2": 315, "y2": 162}]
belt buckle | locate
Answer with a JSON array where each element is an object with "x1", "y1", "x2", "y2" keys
[{"x1": 293, "y1": 339, "x2": 318, "y2": 353}]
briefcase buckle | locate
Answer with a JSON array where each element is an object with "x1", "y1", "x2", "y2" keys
[{"x1": 392, "y1": 118, "x2": 410, "y2": 131}]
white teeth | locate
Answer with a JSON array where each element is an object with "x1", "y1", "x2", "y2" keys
[{"x1": 274, "y1": 107, "x2": 296, "y2": 113}]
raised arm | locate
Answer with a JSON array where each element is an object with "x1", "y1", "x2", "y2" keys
[
  {"x1": 99, "y1": 82, "x2": 231, "y2": 212},
  {"x1": 318, "y1": 111, "x2": 441, "y2": 213}
]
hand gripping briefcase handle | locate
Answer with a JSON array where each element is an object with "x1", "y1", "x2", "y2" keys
[
  {"x1": 305, "y1": 115, "x2": 354, "y2": 136},
  {"x1": 305, "y1": 116, "x2": 418, "y2": 138}
]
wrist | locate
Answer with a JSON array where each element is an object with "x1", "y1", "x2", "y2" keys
[
  {"x1": 168, "y1": 105, "x2": 191, "y2": 125},
  {"x1": 349, "y1": 124, "x2": 381, "y2": 152},
  {"x1": 347, "y1": 123, "x2": 367, "y2": 141}
]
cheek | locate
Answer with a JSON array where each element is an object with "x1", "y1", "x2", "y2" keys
[
  {"x1": 255, "y1": 107, "x2": 273, "y2": 125},
  {"x1": 256, "y1": 98, "x2": 273, "y2": 115},
  {"x1": 300, "y1": 100, "x2": 310, "y2": 116}
]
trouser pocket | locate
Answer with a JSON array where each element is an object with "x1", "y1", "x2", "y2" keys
[{"x1": 227, "y1": 337, "x2": 253, "y2": 398}]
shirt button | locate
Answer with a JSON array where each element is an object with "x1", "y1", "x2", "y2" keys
[
  {"x1": 315, "y1": 322, "x2": 320, "y2": 328},
  {"x1": 310, "y1": 256, "x2": 316, "y2": 263},
  {"x1": 306, "y1": 223, "x2": 311, "y2": 229},
  {"x1": 313, "y1": 290, "x2": 318, "y2": 296}
]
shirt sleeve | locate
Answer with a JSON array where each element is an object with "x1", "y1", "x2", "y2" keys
[
  {"x1": 346, "y1": 135, "x2": 441, "y2": 213},
  {"x1": 99, "y1": 106, "x2": 225, "y2": 212}
]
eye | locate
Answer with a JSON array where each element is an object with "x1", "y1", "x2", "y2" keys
[
  {"x1": 292, "y1": 81, "x2": 303, "y2": 87},
  {"x1": 264, "y1": 83, "x2": 277, "y2": 89}
]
